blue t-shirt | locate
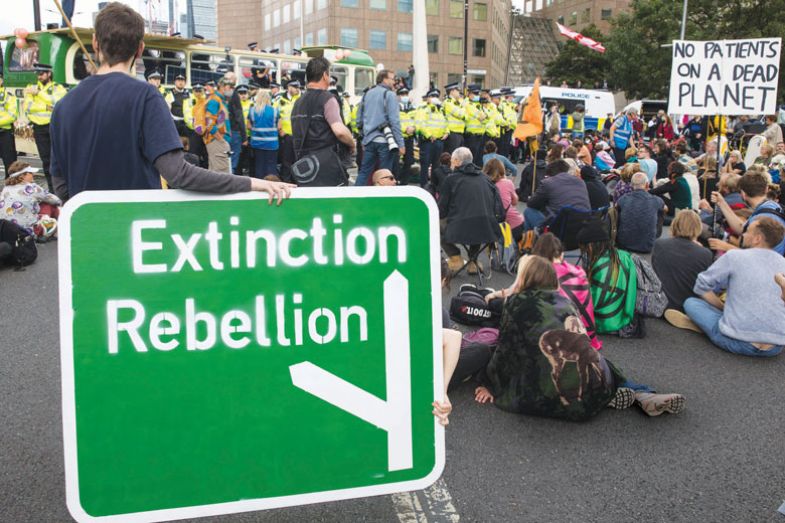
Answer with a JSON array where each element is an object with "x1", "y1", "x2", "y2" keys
[{"x1": 50, "y1": 72, "x2": 182, "y2": 196}]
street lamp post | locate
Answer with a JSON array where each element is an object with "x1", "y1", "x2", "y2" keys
[
  {"x1": 680, "y1": 0, "x2": 688, "y2": 40},
  {"x1": 33, "y1": 0, "x2": 42, "y2": 31},
  {"x1": 462, "y1": 0, "x2": 468, "y2": 93}
]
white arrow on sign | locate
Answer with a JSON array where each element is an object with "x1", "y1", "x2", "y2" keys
[{"x1": 289, "y1": 270, "x2": 412, "y2": 472}]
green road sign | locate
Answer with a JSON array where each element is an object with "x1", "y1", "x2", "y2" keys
[{"x1": 58, "y1": 188, "x2": 444, "y2": 523}]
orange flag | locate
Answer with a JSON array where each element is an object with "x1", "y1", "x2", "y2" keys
[{"x1": 514, "y1": 77, "x2": 544, "y2": 141}]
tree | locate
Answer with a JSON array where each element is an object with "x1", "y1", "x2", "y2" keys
[
  {"x1": 605, "y1": 0, "x2": 785, "y2": 102},
  {"x1": 544, "y1": 24, "x2": 610, "y2": 89}
]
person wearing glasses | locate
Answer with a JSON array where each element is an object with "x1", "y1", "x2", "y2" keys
[{"x1": 372, "y1": 169, "x2": 397, "y2": 186}]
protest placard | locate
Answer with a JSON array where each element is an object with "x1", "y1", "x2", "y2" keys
[{"x1": 668, "y1": 38, "x2": 782, "y2": 115}]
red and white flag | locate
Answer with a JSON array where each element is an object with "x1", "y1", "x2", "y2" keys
[{"x1": 556, "y1": 23, "x2": 606, "y2": 53}]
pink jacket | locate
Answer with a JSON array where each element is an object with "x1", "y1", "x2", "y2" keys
[{"x1": 554, "y1": 261, "x2": 602, "y2": 350}]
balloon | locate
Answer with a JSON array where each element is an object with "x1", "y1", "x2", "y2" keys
[
  {"x1": 15, "y1": 37, "x2": 26, "y2": 49},
  {"x1": 334, "y1": 49, "x2": 345, "y2": 60},
  {"x1": 18, "y1": 29, "x2": 29, "y2": 39},
  {"x1": 14, "y1": 28, "x2": 23, "y2": 36}
]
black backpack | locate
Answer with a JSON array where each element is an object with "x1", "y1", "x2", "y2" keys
[{"x1": 0, "y1": 219, "x2": 38, "y2": 267}]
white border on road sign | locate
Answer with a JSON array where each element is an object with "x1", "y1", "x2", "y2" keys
[{"x1": 58, "y1": 186, "x2": 445, "y2": 523}]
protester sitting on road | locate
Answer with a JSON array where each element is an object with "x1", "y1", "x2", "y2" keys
[
  {"x1": 573, "y1": 138, "x2": 592, "y2": 166},
  {"x1": 531, "y1": 233, "x2": 602, "y2": 350},
  {"x1": 474, "y1": 255, "x2": 685, "y2": 419},
  {"x1": 546, "y1": 143, "x2": 564, "y2": 163},
  {"x1": 721, "y1": 150, "x2": 746, "y2": 175},
  {"x1": 593, "y1": 141, "x2": 616, "y2": 172},
  {"x1": 1, "y1": 161, "x2": 61, "y2": 240},
  {"x1": 706, "y1": 172, "x2": 785, "y2": 255},
  {"x1": 581, "y1": 165, "x2": 610, "y2": 210},
  {"x1": 624, "y1": 147, "x2": 638, "y2": 164},
  {"x1": 578, "y1": 218, "x2": 637, "y2": 334},
  {"x1": 517, "y1": 148, "x2": 547, "y2": 202},
  {"x1": 438, "y1": 147, "x2": 503, "y2": 273},
  {"x1": 482, "y1": 141, "x2": 517, "y2": 176},
  {"x1": 615, "y1": 172, "x2": 665, "y2": 254},
  {"x1": 429, "y1": 152, "x2": 452, "y2": 195},
  {"x1": 372, "y1": 169, "x2": 397, "y2": 186},
  {"x1": 652, "y1": 210, "x2": 713, "y2": 312},
  {"x1": 653, "y1": 139, "x2": 675, "y2": 180},
  {"x1": 612, "y1": 162, "x2": 639, "y2": 203},
  {"x1": 524, "y1": 159, "x2": 590, "y2": 231},
  {"x1": 49, "y1": 3, "x2": 294, "y2": 204},
  {"x1": 667, "y1": 217, "x2": 785, "y2": 358},
  {"x1": 483, "y1": 159, "x2": 523, "y2": 242},
  {"x1": 753, "y1": 144, "x2": 774, "y2": 167},
  {"x1": 637, "y1": 145, "x2": 658, "y2": 182},
  {"x1": 650, "y1": 161, "x2": 693, "y2": 217}
]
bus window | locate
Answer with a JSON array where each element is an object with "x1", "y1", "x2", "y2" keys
[
  {"x1": 280, "y1": 60, "x2": 306, "y2": 85},
  {"x1": 190, "y1": 51, "x2": 233, "y2": 85},
  {"x1": 331, "y1": 65, "x2": 347, "y2": 92},
  {"x1": 354, "y1": 67, "x2": 373, "y2": 96},
  {"x1": 138, "y1": 48, "x2": 186, "y2": 83},
  {"x1": 72, "y1": 45, "x2": 97, "y2": 80},
  {"x1": 238, "y1": 56, "x2": 276, "y2": 85},
  {"x1": 9, "y1": 41, "x2": 39, "y2": 71}
]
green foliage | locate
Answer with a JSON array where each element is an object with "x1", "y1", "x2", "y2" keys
[
  {"x1": 604, "y1": 0, "x2": 785, "y2": 102},
  {"x1": 544, "y1": 25, "x2": 610, "y2": 88}
]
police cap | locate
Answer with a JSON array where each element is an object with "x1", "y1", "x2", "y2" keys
[
  {"x1": 270, "y1": 82, "x2": 281, "y2": 88},
  {"x1": 444, "y1": 82, "x2": 461, "y2": 93},
  {"x1": 468, "y1": 84, "x2": 481, "y2": 94},
  {"x1": 247, "y1": 42, "x2": 258, "y2": 50},
  {"x1": 33, "y1": 63, "x2": 53, "y2": 73},
  {"x1": 146, "y1": 70, "x2": 162, "y2": 79},
  {"x1": 193, "y1": 83, "x2": 205, "y2": 91},
  {"x1": 236, "y1": 85, "x2": 249, "y2": 93},
  {"x1": 427, "y1": 89, "x2": 440, "y2": 98},
  {"x1": 490, "y1": 89, "x2": 502, "y2": 98},
  {"x1": 287, "y1": 80, "x2": 301, "y2": 89},
  {"x1": 397, "y1": 87, "x2": 409, "y2": 95},
  {"x1": 175, "y1": 73, "x2": 186, "y2": 81}
]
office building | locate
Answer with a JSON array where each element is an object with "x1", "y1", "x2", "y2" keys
[
  {"x1": 521, "y1": 0, "x2": 631, "y2": 34},
  {"x1": 193, "y1": 0, "x2": 218, "y2": 40},
  {"x1": 216, "y1": 0, "x2": 512, "y2": 88}
]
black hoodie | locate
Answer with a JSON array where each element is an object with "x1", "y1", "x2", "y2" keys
[{"x1": 581, "y1": 165, "x2": 610, "y2": 209}]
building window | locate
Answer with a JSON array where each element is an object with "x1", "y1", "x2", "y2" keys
[
  {"x1": 341, "y1": 0, "x2": 358, "y2": 7},
  {"x1": 447, "y1": 73, "x2": 461, "y2": 85},
  {"x1": 425, "y1": 0, "x2": 439, "y2": 15},
  {"x1": 284, "y1": 40, "x2": 291, "y2": 54},
  {"x1": 306, "y1": 0, "x2": 314, "y2": 14},
  {"x1": 283, "y1": 4, "x2": 290, "y2": 23},
  {"x1": 397, "y1": 32, "x2": 413, "y2": 51},
  {"x1": 294, "y1": 36, "x2": 301, "y2": 49},
  {"x1": 471, "y1": 75, "x2": 484, "y2": 88},
  {"x1": 294, "y1": 0, "x2": 301, "y2": 18},
  {"x1": 557, "y1": 15, "x2": 564, "y2": 25},
  {"x1": 427, "y1": 34, "x2": 438, "y2": 53},
  {"x1": 369, "y1": 30, "x2": 387, "y2": 49},
  {"x1": 430, "y1": 72, "x2": 439, "y2": 87},
  {"x1": 317, "y1": 0, "x2": 327, "y2": 8},
  {"x1": 318, "y1": 28, "x2": 328, "y2": 44},
  {"x1": 305, "y1": 32, "x2": 314, "y2": 45},
  {"x1": 371, "y1": 0, "x2": 386, "y2": 8},
  {"x1": 601, "y1": 8, "x2": 612, "y2": 19},
  {"x1": 273, "y1": 8, "x2": 280, "y2": 27},
  {"x1": 264, "y1": 13, "x2": 270, "y2": 30},
  {"x1": 472, "y1": 38, "x2": 485, "y2": 57},
  {"x1": 473, "y1": 2, "x2": 487, "y2": 21},
  {"x1": 568, "y1": 11, "x2": 577, "y2": 25},
  {"x1": 398, "y1": 0, "x2": 412, "y2": 12},
  {"x1": 581, "y1": 7, "x2": 590, "y2": 22},
  {"x1": 448, "y1": 36, "x2": 462, "y2": 54},
  {"x1": 341, "y1": 28, "x2": 358, "y2": 47},
  {"x1": 449, "y1": 0, "x2": 463, "y2": 18}
]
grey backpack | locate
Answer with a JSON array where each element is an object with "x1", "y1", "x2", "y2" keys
[{"x1": 631, "y1": 254, "x2": 668, "y2": 318}]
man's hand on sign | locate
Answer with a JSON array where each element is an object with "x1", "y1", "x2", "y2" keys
[
  {"x1": 250, "y1": 179, "x2": 297, "y2": 205},
  {"x1": 432, "y1": 397, "x2": 452, "y2": 426}
]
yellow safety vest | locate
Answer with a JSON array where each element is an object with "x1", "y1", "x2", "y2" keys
[
  {"x1": 342, "y1": 99, "x2": 352, "y2": 126},
  {"x1": 241, "y1": 99, "x2": 252, "y2": 136},
  {"x1": 484, "y1": 103, "x2": 503, "y2": 138},
  {"x1": 23, "y1": 81, "x2": 67, "y2": 126},
  {"x1": 275, "y1": 93, "x2": 299, "y2": 136},
  {"x1": 415, "y1": 103, "x2": 448, "y2": 140},
  {"x1": 0, "y1": 89, "x2": 18, "y2": 130},
  {"x1": 464, "y1": 101, "x2": 487, "y2": 135},
  {"x1": 442, "y1": 97, "x2": 466, "y2": 134},
  {"x1": 500, "y1": 100, "x2": 518, "y2": 131},
  {"x1": 399, "y1": 103, "x2": 416, "y2": 138},
  {"x1": 350, "y1": 104, "x2": 359, "y2": 135}
]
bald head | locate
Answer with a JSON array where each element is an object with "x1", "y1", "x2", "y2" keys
[{"x1": 373, "y1": 169, "x2": 396, "y2": 186}]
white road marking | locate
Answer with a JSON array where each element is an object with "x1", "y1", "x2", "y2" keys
[{"x1": 392, "y1": 478, "x2": 460, "y2": 523}]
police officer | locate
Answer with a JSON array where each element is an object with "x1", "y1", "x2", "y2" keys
[
  {"x1": 442, "y1": 83, "x2": 465, "y2": 154},
  {"x1": 487, "y1": 89, "x2": 506, "y2": 157},
  {"x1": 270, "y1": 82, "x2": 282, "y2": 104},
  {"x1": 146, "y1": 70, "x2": 165, "y2": 95},
  {"x1": 415, "y1": 89, "x2": 448, "y2": 188},
  {"x1": 236, "y1": 84, "x2": 254, "y2": 175},
  {"x1": 0, "y1": 72, "x2": 18, "y2": 177},
  {"x1": 497, "y1": 87, "x2": 517, "y2": 158},
  {"x1": 275, "y1": 79, "x2": 300, "y2": 182},
  {"x1": 24, "y1": 63, "x2": 66, "y2": 190},
  {"x1": 396, "y1": 87, "x2": 416, "y2": 184},
  {"x1": 463, "y1": 84, "x2": 487, "y2": 167},
  {"x1": 164, "y1": 73, "x2": 190, "y2": 137}
]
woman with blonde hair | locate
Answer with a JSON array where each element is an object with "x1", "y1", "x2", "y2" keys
[
  {"x1": 247, "y1": 89, "x2": 280, "y2": 179},
  {"x1": 652, "y1": 210, "x2": 713, "y2": 314}
]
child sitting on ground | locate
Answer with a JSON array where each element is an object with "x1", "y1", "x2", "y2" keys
[{"x1": 1, "y1": 161, "x2": 62, "y2": 241}]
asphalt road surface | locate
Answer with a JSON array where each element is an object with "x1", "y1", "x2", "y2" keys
[{"x1": 2, "y1": 171, "x2": 785, "y2": 523}]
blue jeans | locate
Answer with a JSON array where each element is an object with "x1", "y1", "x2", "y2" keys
[
  {"x1": 357, "y1": 141, "x2": 396, "y2": 186},
  {"x1": 523, "y1": 207, "x2": 546, "y2": 231},
  {"x1": 230, "y1": 131, "x2": 243, "y2": 173},
  {"x1": 683, "y1": 298, "x2": 783, "y2": 357}
]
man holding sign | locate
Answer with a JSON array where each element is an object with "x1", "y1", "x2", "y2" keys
[{"x1": 49, "y1": 2, "x2": 294, "y2": 204}]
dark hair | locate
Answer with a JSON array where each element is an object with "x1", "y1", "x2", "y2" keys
[
  {"x1": 305, "y1": 57, "x2": 331, "y2": 83},
  {"x1": 546, "y1": 143, "x2": 564, "y2": 162},
  {"x1": 483, "y1": 158, "x2": 506, "y2": 183},
  {"x1": 654, "y1": 139, "x2": 668, "y2": 154},
  {"x1": 581, "y1": 239, "x2": 622, "y2": 293},
  {"x1": 440, "y1": 258, "x2": 453, "y2": 289},
  {"x1": 439, "y1": 152, "x2": 452, "y2": 166},
  {"x1": 739, "y1": 172, "x2": 769, "y2": 198},
  {"x1": 484, "y1": 140, "x2": 497, "y2": 154},
  {"x1": 94, "y1": 2, "x2": 145, "y2": 66},
  {"x1": 376, "y1": 69, "x2": 393, "y2": 84},
  {"x1": 668, "y1": 161, "x2": 685, "y2": 178},
  {"x1": 531, "y1": 232, "x2": 564, "y2": 260},
  {"x1": 752, "y1": 216, "x2": 785, "y2": 248},
  {"x1": 676, "y1": 141, "x2": 689, "y2": 155},
  {"x1": 546, "y1": 159, "x2": 571, "y2": 177},
  {"x1": 572, "y1": 139, "x2": 583, "y2": 148}
]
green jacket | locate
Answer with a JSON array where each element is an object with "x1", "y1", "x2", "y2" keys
[{"x1": 588, "y1": 249, "x2": 637, "y2": 333}]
